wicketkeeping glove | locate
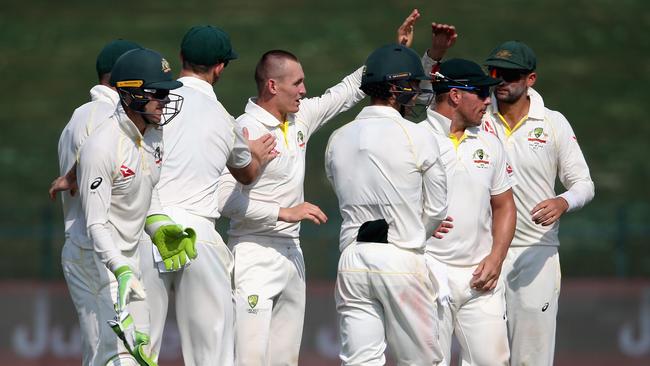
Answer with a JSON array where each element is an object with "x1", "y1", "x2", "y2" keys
[
  {"x1": 113, "y1": 265, "x2": 146, "y2": 313},
  {"x1": 145, "y1": 214, "x2": 197, "y2": 271},
  {"x1": 108, "y1": 310, "x2": 158, "y2": 366}
]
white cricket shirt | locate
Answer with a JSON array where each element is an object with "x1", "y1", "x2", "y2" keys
[
  {"x1": 423, "y1": 110, "x2": 512, "y2": 265},
  {"x1": 218, "y1": 67, "x2": 365, "y2": 242},
  {"x1": 57, "y1": 85, "x2": 119, "y2": 249},
  {"x1": 155, "y1": 76, "x2": 254, "y2": 223},
  {"x1": 326, "y1": 105, "x2": 448, "y2": 252},
  {"x1": 78, "y1": 106, "x2": 163, "y2": 266},
  {"x1": 481, "y1": 88, "x2": 594, "y2": 247}
]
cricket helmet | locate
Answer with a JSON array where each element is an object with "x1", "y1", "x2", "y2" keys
[{"x1": 110, "y1": 48, "x2": 184, "y2": 126}]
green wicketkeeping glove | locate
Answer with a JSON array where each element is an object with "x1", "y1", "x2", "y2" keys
[
  {"x1": 108, "y1": 310, "x2": 158, "y2": 366},
  {"x1": 113, "y1": 265, "x2": 146, "y2": 313},
  {"x1": 145, "y1": 214, "x2": 197, "y2": 271}
]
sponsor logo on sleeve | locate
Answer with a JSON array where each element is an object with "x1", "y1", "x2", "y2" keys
[
  {"x1": 483, "y1": 119, "x2": 497, "y2": 136},
  {"x1": 120, "y1": 165, "x2": 135, "y2": 178},
  {"x1": 90, "y1": 177, "x2": 102, "y2": 190},
  {"x1": 154, "y1": 146, "x2": 163, "y2": 165},
  {"x1": 297, "y1": 130, "x2": 306, "y2": 148},
  {"x1": 505, "y1": 162, "x2": 515, "y2": 180}
]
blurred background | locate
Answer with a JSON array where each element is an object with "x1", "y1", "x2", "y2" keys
[{"x1": 1, "y1": 0, "x2": 649, "y2": 364}]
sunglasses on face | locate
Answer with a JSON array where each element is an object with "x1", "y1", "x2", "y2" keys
[
  {"x1": 143, "y1": 88, "x2": 170, "y2": 100},
  {"x1": 454, "y1": 85, "x2": 491, "y2": 99},
  {"x1": 489, "y1": 68, "x2": 529, "y2": 83}
]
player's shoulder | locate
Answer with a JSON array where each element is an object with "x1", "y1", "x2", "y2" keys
[
  {"x1": 66, "y1": 99, "x2": 115, "y2": 129},
  {"x1": 404, "y1": 120, "x2": 431, "y2": 142},
  {"x1": 544, "y1": 107, "x2": 572, "y2": 130},
  {"x1": 236, "y1": 112, "x2": 265, "y2": 130},
  {"x1": 80, "y1": 117, "x2": 118, "y2": 154},
  {"x1": 476, "y1": 128, "x2": 504, "y2": 148}
]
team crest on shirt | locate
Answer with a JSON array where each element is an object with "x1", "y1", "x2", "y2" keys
[
  {"x1": 247, "y1": 294, "x2": 259, "y2": 314},
  {"x1": 297, "y1": 130, "x2": 305, "y2": 148},
  {"x1": 527, "y1": 127, "x2": 548, "y2": 150},
  {"x1": 472, "y1": 149, "x2": 490, "y2": 169}
]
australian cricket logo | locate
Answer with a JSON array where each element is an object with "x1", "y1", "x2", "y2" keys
[
  {"x1": 161, "y1": 58, "x2": 171, "y2": 73},
  {"x1": 472, "y1": 148, "x2": 490, "y2": 169},
  {"x1": 297, "y1": 130, "x2": 305, "y2": 148},
  {"x1": 527, "y1": 127, "x2": 548, "y2": 150},
  {"x1": 247, "y1": 294, "x2": 259, "y2": 314},
  {"x1": 495, "y1": 50, "x2": 512, "y2": 59}
]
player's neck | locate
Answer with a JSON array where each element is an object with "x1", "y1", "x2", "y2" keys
[
  {"x1": 255, "y1": 97, "x2": 287, "y2": 123},
  {"x1": 125, "y1": 109, "x2": 147, "y2": 135},
  {"x1": 497, "y1": 95, "x2": 530, "y2": 129},
  {"x1": 180, "y1": 69, "x2": 215, "y2": 85},
  {"x1": 449, "y1": 119, "x2": 466, "y2": 139}
]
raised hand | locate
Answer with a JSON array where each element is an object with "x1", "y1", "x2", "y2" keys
[
  {"x1": 397, "y1": 8, "x2": 421, "y2": 48},
  {"x1": 428, "y1": 22, "x2": 458, "y2": 61}
]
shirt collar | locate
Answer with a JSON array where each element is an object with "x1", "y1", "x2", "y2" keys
[
  {"x1": 425, "y1": 109, "x2": 452, "y2": 136},
  {"x1": 243, "y1": 97, "x2": 290, "y2": 127},
  {"x1": 355, "y1": 105, "x2": 403, "y2": 120},
  {"x1": 89, "y1": 84, "x2": 119, "y2": 107},
  {"x1": 526, "y1": 87, "x2": 545, "y2": 120},
  {"x1": 425, "y1": 109, "x2": 480, "y2": 138},
  {"x1": 177, "y1": 76, "x2": 217, "y2": 101}
]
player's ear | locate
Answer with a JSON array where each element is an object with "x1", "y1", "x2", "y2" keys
[
  {"x1": 449, "y1": 88, "x2": 462, "y2": 105},
  {"x1": 268, "y1": 79, "x2": 278, "y2": 95},
  {"x1": 526, "y1": 72, "x2": 537, "y2": 88},
  {"x1": 214, "y1": 63, "x2": 226, "y2": 77}
]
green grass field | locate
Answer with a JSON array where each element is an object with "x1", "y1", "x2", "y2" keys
[{"x1": 1, "y1": 0, "x2": 648, "y2": 278}]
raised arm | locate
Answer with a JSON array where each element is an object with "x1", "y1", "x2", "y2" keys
[{"x1": 397, "y1": 9, "x2": 421, "y2": 47}]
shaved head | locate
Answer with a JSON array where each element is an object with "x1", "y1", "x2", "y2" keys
[{"x1": 254, "y1": 50, "x2": 299, "y2": 94}]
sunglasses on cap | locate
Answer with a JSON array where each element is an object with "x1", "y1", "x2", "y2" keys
[
  {"x1": 489, "y1": 68, "x2": 529, "y2": 83},
  {"x1": 452, "y1": 85, "x2": 491, "y2": 99},
  {"x1": 143, "y1": 88, "x2": 170, "y2": 100}
]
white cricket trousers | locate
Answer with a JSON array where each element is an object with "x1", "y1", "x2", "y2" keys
[
  {"x1": 231, "y1": 236, "x2": 306, "y2": 366},
  {"x1": 336, "y1": 242, "x2": 443, "y2": 366},
  {"x1": 62, "y1": 240, "x2": 149, "y2": 366},
  {"x1": 426, "y1": 255, "x2": 509, "y2": 366},
  {"x1": 502, "y1": 246, "x2": 560, "y2": 366},
  {"x1": 139, "y1": 207, "x2": 235, "y2": 366}
]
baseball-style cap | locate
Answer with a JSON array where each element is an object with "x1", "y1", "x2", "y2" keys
[
  {"x1": 484, "y1": 40, "x2": 537, "y2": 71},
  {"x1": 432, "y1": 58, "x2": 501, "y2": 93},
  {"x1": 95, "y1": 39, "x2": 142, "y2": 76},
  {"x1": 181, "y1": 25, "x2": 238, "y2": 66}
]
